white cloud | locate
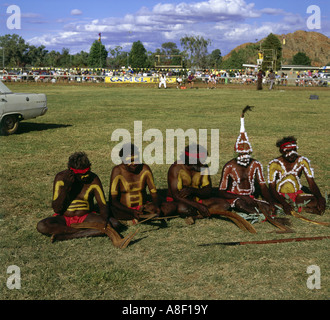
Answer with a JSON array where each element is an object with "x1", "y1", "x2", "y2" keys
[
  {"x1": 20, "y1": 12, "x2": 47, "y2": 24},
  {"x1": 258, "y1": 8, "x2": 287, "y2": 15},
  {"x1": 80, "y1": 0, "x2": 259, "y2": 30},
  {"x1": 21, "y1": 13, "x2": 42, "y2": 18},
  {"x1": 151, "y1": 0, "x2": 260, "y2": 20},
  {"x1": 27, "y1": 32, "x2": 97, "y2": 53},
  {"x1": 26, "y1": 0, "x2": 330, "y2": 55},
  {"x1": 70, "y1": 9, "x2": 83, "y2": 16},
  {"x1": 282, "y1": 13, "x2": 305, "y2": 26}
]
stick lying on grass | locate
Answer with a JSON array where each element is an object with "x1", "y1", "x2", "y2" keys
[
  {"x1": 135, "y1": 214, "x2": 180, "y2": 225},
  {"x1": 199, "y1": 236, "x2": 330, "y2": 246}
]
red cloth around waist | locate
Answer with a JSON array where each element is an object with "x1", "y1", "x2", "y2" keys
[
  {"x1": 129, "y1": 205, "x2": 143, "y2": 211},
  {"x1": 279, "y1": 190, "x2": 303, "y2": 202},
  {"x1": 53, "y1": 213, "x2": 90, "y2": 227},
  {"x1": 280, "y1": 190, "x2": 303, "y2": 212}
]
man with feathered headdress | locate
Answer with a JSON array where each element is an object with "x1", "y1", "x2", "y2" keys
[{"x1": 218, "y1": 106, "x2": 276, "y2": 215}]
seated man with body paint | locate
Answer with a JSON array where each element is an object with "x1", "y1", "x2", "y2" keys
[
  {"x1": 268, "y1": 136, "x2": 326, "y2": 215},
  {"x1": 37, "y1": 152, "x2": 133, "y2": 248},
  {"x1": 218, "y1": 107, "x2": 276, "y2": 216},
  {"x1": 161, "y1": 144, "x2": 255, "y2": 231},
  {"x1": 163, "y1": 144, "x2": 214, "y2": 224},
  {"x1": 109, "y1": 143, "x2": 161, "y2": 225}
]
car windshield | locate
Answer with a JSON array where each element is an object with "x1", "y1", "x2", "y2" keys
[{"x1": 0, "y1": 80, "x2": 12, "y2": 94}]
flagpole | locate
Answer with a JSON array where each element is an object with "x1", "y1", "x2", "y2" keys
[{"x1": 99, "y1": 33, "x2": 102, "y2": 68}]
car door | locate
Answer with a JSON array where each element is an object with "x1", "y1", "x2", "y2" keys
[{"x1": 4, "y1": 92, "x2": 29, "y2": 115}]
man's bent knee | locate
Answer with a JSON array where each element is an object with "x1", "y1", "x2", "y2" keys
[{"x1": 36, "y1": 219, "x2": 50, "y2": 235}]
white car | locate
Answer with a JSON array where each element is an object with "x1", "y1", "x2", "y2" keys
[{"x1": 0, "y1": 81, "x2": 47, "y2": 135}]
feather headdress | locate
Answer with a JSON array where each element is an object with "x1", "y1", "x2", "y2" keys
[{"x1": 235, "y1": 105, "x2": 254, "y2": 153}]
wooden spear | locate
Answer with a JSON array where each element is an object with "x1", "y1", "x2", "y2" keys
[{"x1": 199, "y1": 236, "x2": 330, "y2": 246}]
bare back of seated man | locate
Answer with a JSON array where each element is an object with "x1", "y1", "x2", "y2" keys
[
  {"x1": 109, "y1": 143, "x2": 160, "y2": 225},
  {"x1": 37, "y1": 152, "x2": 132, "y2": 248}
]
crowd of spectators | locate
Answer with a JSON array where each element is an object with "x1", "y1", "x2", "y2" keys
[
  {"x1": 197, "y1": 69, "x2": 328, "y2": 87},
  {"x1": 0, "y1": 67, "x2": 328, "y2": 87},
  {"x1": 0, "y1": 68, "x2": 108, "y2": 83}
]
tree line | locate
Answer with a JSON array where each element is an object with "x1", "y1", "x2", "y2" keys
[
  {"x1": 1, "y1": 33, "x2": 317, "y2": 71},
  {"x1": 0, "y1": 34, "x2": 223, "y2": 70}
]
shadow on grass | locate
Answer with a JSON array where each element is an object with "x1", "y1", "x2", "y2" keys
[
  {"x1": 16, "y1": 122, "x2": 72, "y2": 134},
  {"x1": 147, "y1": 187, "x2": 231, "y2": 201}
]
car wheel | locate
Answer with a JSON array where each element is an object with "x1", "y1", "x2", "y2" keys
[{"x1": 1, "y1": 115, "x2": 19, "y2": 135}]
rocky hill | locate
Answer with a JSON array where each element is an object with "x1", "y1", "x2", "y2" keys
[{"x1": 223, "y1": 30, "x2": 330, "y2": 67}]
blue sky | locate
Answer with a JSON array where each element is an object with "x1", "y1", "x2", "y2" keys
[{"x1": 1, "y1": 0, "x2": 329, "y2": 55}]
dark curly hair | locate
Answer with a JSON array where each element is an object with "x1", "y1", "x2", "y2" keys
[
  {"x1": 67, "y1": 152, "x2": 91, "y2": 169},
  {"x1": 276, "y1": 136, "x2": 297, "y2": 148}
]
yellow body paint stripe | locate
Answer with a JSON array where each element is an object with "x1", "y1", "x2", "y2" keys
[
  {"x1": 111, "y1": 175, "x2": 130, "y2": 195},
  {"x1": 268, "y1": 162, "x2": 284, "y2": 182},
  {"x1": 111, "y1": 170, "x2": 157, "y2": 207},
  {"x1": 140, "y1": 171, "x2": 157, "y2": 193},
  {"x1": 53, "y1": 181, "x2": 64, "y2": 201},
  {"x1": 111, "y1": 171, "x2": 157, "y2": 195},
  {"x1": 84, "y1": 184, "x2": 106, "y2": 205},
  {"x1": 299, "y1": 158, "x2": 313, "y2": 177},
  {"x1": 125, "y1": 155, "x2": 138, "y2": 161},
  {"x1": 67, "y1": 206, "x2": 89, "y2": 212},
  {"x1": 177, "y1": 169, "x2": 209, "y2": 190},
  {"x1": 67, "y1": 200, "x2": 90, "y2": 211},
  {"x1": 177, "y1": 169, "x2": 191, "y2": 191},
  {"x1": 201, "y1": 174, "x2": 210, "y2": 187}
]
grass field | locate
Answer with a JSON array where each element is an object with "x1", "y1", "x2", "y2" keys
[{"x1": 0, "y1": 82, "x2": 329, "y2": 301}]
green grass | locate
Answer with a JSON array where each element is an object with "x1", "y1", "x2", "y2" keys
[{"x1": 0, "y1": 82, "x2": 329, "y2": 300}]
